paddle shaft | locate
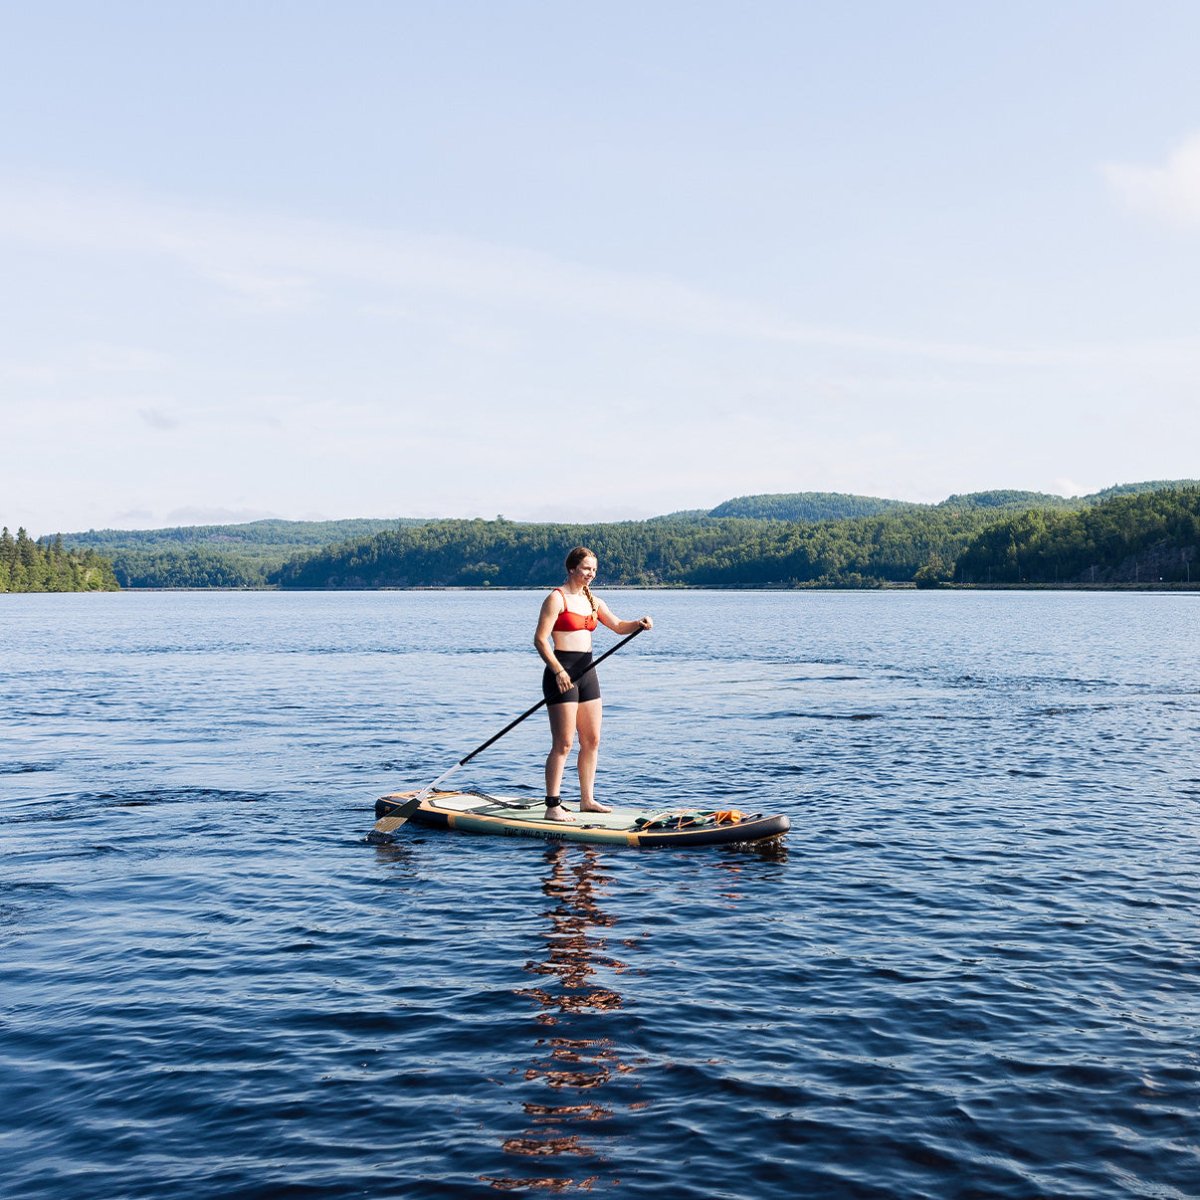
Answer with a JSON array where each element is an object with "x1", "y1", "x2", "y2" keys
[{"x1": 397, "y1": 625, "x2": 645, "y2": 817}]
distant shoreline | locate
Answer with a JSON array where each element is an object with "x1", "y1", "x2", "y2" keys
[{"x1": 29, "y1": 581, "x2": 1198, "y2": 595}]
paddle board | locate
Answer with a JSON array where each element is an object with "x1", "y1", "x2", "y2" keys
[{"x1": 370, "y1": 789, "x2": 790, "y2": 848}]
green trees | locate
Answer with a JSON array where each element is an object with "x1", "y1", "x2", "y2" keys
[
  {"x1": 269, "y1": 510, "x2": 994, "y2": 589},
  {"x1": 109, "y1": 549, "x2": 270, "y2": 588},
  {"x1": 23, "y1": 481, "x2": 1197, "y2": 592},
  {"x1": 936, "y1": 490, "x2": 1072, "y2": 512},
  {"x1": 954, "y1": 487, "x2": 1200, "y2": 584},
  {"x1": 708, "y1": 492, "x2": 912, "y2": 521},
  {"x1": 1, "y1": 527, "x2": 119, "y2": 592},
  {"x1": 55, "y1": 517, "x2": 422, "y2": 588},
  {"x1": 268, "y1": 488, "x2": 1200, "y2": 590}
]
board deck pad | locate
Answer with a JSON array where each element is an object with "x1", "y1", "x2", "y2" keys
[
  {"x1": 429, "y1": 792, "x2": 642, "y2": 829},
  {"x1": 370, "y1": 789, "x2": 790, "y2": 848}
]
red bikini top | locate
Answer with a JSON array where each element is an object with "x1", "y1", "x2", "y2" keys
[{"x1": 552, "y1": 588, "x2": 598, "y2": 632}]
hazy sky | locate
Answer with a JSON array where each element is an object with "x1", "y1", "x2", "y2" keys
[{"x1": 3, "y1": 1, "x2": 1199, "y2": 533}]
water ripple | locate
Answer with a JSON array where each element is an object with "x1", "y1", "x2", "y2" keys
[{"x1": 2, "y1": 591, "x2": 1199, "y2": 1198}]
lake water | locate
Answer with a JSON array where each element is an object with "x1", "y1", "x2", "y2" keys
[{"x1": 2, "y1": 589, "x2": 1199, "y2": 1198}]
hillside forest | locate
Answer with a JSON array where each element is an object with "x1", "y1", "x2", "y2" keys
[{"x1": 13, "y1": 480, "x2": 1195, "y2": 592}]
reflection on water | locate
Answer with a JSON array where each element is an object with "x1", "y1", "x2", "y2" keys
[{"x1": 485, "y1": 846, "x2": 639, "y2": 1191}]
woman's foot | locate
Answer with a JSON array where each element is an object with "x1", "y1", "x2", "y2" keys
[
  {"x1": 545, "y1": 798, "x2": 574, "y2": 823},
  {"x1": 579, "y1": 799, "x2": 612, "y2": 814}
]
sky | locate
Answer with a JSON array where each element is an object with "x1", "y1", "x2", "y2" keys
[{"x1": 2, "y1": 1, "x2": 1199, "y2": 533}]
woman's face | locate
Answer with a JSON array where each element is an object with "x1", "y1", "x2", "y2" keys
[{"x1": 570, "y1": 555, "x2": 598, "y2": 585}]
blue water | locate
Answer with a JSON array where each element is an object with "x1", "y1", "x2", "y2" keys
[{"x1": 3, "y1": 590, "x2": 1199, "y2": 1198}]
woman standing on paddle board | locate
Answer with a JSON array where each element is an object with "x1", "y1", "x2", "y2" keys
[{"x1": 534, "y1": 546, "x2": 652, "y2": 823}]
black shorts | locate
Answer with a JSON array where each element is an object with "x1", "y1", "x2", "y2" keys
[{"x1": 543, "y1": 649, "x2": 601, "y2": 706}]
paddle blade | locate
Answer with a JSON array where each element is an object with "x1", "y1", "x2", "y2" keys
[
  {"x1": 367, "y1": 814, "x2": 410, "y2": 843},
  {"x1": 367, "y1": 790, "x2": 430, "y2": 843}
]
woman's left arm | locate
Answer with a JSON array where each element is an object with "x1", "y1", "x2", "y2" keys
[{"x1": 596, "y1": 598, "x2": 652, "y2": 635}]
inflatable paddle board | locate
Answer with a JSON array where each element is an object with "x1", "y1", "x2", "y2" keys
[{"x1": 370, "y1": 790, "x2": 790, "y2": 848}]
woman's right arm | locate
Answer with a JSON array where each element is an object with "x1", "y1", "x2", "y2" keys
[{"x1": 534, "y1": 594, "x2": 570, "y2": 690}]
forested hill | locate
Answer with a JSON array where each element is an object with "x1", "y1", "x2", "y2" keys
[
  {"x1": 64, "y1": 517, "x2": 422, "y2": 552},
  {"x1": 2, "y1": 527, "x2": 119, "y2": 592},
  {"x1": 708, "y1": 481, "x2": 1200, "y2": 521},
  {"x1": 951, "y1": 486, "x2": 1200, "y2": 585},
  {"x1": 270, "y1": 509, "x2": 1005, "y2": 589},
  {"x1": 273, "y1": 486, "x2": 1200, "y2": 590},
  {"x1": 936, "y1": 489, "x2": 1072, "y2": 511},
  {"x1": 273, "y1": 517, "x2": 761, "y2": 588},
  {"x1": 47, "y1": 480, "x2": 1200, "y2": 589},
  {"x1": 706, "y1": 488, "x2": 1060, "y2": 522},
  {"x1": 57, "y1": 518, "x2": 423, "y2": 589},
  {"x1": 1089, "y1": 479, "x2": 1200, "y2": 502},
  {"x1": 707, "y1": 492, "x2": 913, "y2": 521}
]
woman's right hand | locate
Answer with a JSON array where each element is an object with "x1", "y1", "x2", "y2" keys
[{"x1": 555, "y1": 667, "x2": 574, "y2": 693}]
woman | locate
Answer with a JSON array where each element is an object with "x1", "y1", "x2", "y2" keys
[{"x1": 533, "y1": 546, "x2": 652, "y2": 822}]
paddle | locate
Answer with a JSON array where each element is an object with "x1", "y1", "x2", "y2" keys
[{"x1": 372, "y1": 625, "x2": 646, "y2": 837}]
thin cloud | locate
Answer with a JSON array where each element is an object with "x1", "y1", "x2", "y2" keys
[
  {"x1": 201, "y1": 267, "x2": 318, "y2": 312},
  {"x1": 3, "y1": 174, "x2": 1200, "y2": 373},
  {"x1": 83, "y1": 342, "x2": 172, "y2": 373},
  {"x1": 0, "y1": 359, "x2": 62, "y2": 386},
  {"x1": 1103, "y1": 133, "x2": 1200, "y2": 230},
  {"x1": 138, "y1": 407, "x2": 181, "y2": 431},
  {"x1": 1052, "y1": 477, "x2": 1094, "y2": 500}
]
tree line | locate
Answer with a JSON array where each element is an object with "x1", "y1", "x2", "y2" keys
[
  {"x1": 265, "y1": 509, "x2": 1014, "y2": 589},
  {"x1": 703, "y1": 482, "x2": 1198, "y2": 522},
  {"x1": 104, "y1": 548, "x2": 273, "y2": 589},
  {"x1": 1, "y1": 527, "x2": 119, "y2": 592},
  {"x1": 951, "y1": 486, "x2": 1200, "y2": 585},
  {"x1": 29, "y1": 480, "x2": 1199, "y2": 591},
  {"x1": 55, "y1": 517, "x2": 422, "y2": 589},
  {"x1": 271, "y1": 486, "x2": 1200, "y2": 590},
  {"x1": 708, "y1": 491, "x2": 914, "y2": 521}
]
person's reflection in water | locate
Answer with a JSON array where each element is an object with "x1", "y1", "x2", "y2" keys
[{"x1": 484, "y1": 844, "x2": 639, "y2": 1191}]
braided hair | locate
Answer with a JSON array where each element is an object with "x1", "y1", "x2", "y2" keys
[{"x1": 565, "y1": 545, "x2": 598, "y2": 615}]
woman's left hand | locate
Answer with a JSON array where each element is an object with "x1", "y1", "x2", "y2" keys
[{"x1": 639, "y1": 616, "x2": 653, "y2": 631}]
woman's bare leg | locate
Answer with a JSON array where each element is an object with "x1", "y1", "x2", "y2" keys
[
  {"x1": 544, "y1": 703, "x2": 577, "y2": 822},
  {"x1": 576, "y1": 700, "x2": 610, "y2": 813}
]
